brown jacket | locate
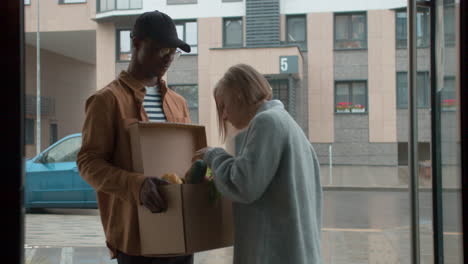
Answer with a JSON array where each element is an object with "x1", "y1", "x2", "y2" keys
[{"x1": 77, "y1": 71, "x2": 191, "y2": 258}]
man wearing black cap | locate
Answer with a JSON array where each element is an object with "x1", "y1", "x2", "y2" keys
[{"x1": 77, "y1": 10, "x2": 193, "y2": 264}]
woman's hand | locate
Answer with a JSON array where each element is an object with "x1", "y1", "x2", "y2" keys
[{"x1": 192, "y1": 147, "x2": 213, "y2": 163}]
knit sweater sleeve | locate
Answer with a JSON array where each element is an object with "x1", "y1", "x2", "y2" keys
[{"x1": 204, "y1": 112, "x2": 285, "y2": 204}]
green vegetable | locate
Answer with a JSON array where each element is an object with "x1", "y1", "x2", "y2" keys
[
  {"x1": 206, "y1": 168, "x2": 222, "y2": 204},
  {"x1": 185, "y1": 160, "x2": 208, "y2": 184},
  {"x1": 208, "y1": 179, "x2": 221, "y2": 204}
]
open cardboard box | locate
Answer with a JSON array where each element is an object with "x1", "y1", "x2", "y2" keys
[{"x1": 129, "y1": 122, "x2": 234, "y2": 256}]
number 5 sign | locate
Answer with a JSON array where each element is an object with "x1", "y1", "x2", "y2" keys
[{"x1": 279, "y1": 56, "x2": 298, "y2": 74}]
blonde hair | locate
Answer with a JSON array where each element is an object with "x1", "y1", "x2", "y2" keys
[{"x1": 214, "y1": 64, "x2": 273, "y2": 141}]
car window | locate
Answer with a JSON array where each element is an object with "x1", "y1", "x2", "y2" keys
[{"x1": 43, "y1": 136, "x2": 82, "y2": 163}]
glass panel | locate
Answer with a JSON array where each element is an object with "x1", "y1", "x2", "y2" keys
[
  {"x1": 335, "y1": 83, "x2": 350, "y2": 112},
  {"x1": 435, "y1": 0, "x2": 463, "y2": 261},
  {"x1": 268, "y1": 79, "x2": 289, "y2": 112},
  {"x1": 416, "y1": 8, "x2": 430, "y2": 47},
  {"x1": 49, "y1": 124, "x2": 58, "y2": 146},
  {"x1": 441, "y1": 77, "x2": 456, "y2": 111},
  {"x1": 170, "y1": 85, "x2": 199, "y2": 123},
  {"x1": 24, "y1": 0, "x2": 463, "y2": 262},
  {"x1": 398, "y1": 142, "x2": 409, "y2": 166},
  {"x1": 129, "y1": 0, "x2": 142, "y2": 8},
  {"x1": 176, "y1": 24, "x2": 184, "y2": 41},
  {"x1": 225, "y1": 19, "x2": 242, "y2": 46},
  {"x1": 396, "y1": 11, "x2": 408, "y2": 48},
  {"x1": 397, "y1": 72, "x2": 430, "y2": 108},
  {"x1": 117, "y1": 0, "x2": 129, "y2": 9},
  {"x1": 119, "y1": 30, "x2": 131, "y2": 53},
  {"x1": 335, "y1": 13, "x2": 365, "y2": 49},
  {"x1": 335, "y1": 15, "x2": 348, "y2": 41},
  {"x1": 63, "y1": 0, "x2": 86, "y2": 3},
  {"x1": 351, "y1": 14, "x2": 365, "y2": 40},
  {"x1": 443, "y1": 5, "x2": 455, "y2": 46},
  {"x1": 352, "y1": 82, "x2": 366, "y2": 110},
  {"x1": 417, "y1": 13, "x2": 424, "y2": 38},
  {"x1": 44, "y1": 137, "x2": 82, "y2": 163},
  {"x1": 417, "y1": 72, "x2": 430, "y2": 108},
  {"x1": 395, "y1": 9, "x2": 430, "y2": 48},
  {"x1": 397, "y1": 72, "x2": 408, "y2": 108},
  {"x1": 287, "y1": 16, "x2": 306, "y2": 50},
  {"x1": 287, "y1": 16, "x2": 306, "y2": 42},
  {"x1": 25, "y1": 118, "x2": 34, "y2": 145},
  {"x1": 186, "y1": 22, "x2": 197, "y2": 45},
  {"x1": 99, "y1": 0, "x2": 107, "y2": 11},
  {"x1": 107, "y1": 0, "x2": 115, "y2": 10}
]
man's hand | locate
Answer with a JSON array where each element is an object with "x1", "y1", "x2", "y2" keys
[
  {"x1": 140, "y1": 177, "x2": 169, "y2": 213},
  {"x1": 192, "y1": 147, "x2": 213, "y2": 163}
]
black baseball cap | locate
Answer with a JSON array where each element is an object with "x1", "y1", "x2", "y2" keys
[{"x1": 131, "y1": 10, "x2": 191, "y2": 53}]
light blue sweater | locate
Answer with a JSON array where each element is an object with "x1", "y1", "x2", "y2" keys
[{"x1": 204, "y1": 100, "x2": 323, "y2": 264}]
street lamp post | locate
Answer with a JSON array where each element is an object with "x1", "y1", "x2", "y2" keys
[{"x1": 36, "y1": 0, "x2": 41, "y2": 155}]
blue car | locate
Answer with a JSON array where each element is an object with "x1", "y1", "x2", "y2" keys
[{"x1": 25, "y1": 133, "x2": 98, "y2": 209}]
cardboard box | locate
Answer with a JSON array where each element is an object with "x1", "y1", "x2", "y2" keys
[{"x1": 129, "y1": 122, "x2": 234, "y2": 256}]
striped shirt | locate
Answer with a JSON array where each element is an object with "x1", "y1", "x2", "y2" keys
[{"x1": 143, "y1": 86, "x2": 167, "y2": 122}]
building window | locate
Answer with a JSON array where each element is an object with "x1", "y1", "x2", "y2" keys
[
  {"x1": 99, "y1": 0, "x2": 115, "y2": 12},
  {"x1": 223, "y1": 17, "x2": 243, "y2": 47},
  {"x1": 169, "y1": 85, "x2": 199, "y2": 123},
  {"x1": 396, "y1": 72, "x2": 430, "y2": 108},
  {"x1": 98, "y1": 0, "x2": 142, "y2": 13},
  {"x1": 444, "y1": 4, "x2": 455, "y2": 47},
  {"x1": 175, "y1": 21, "x2": 198, "y2": 54},
  {"x1": 395, "y1": 8, "x2": 430, "y2": 49},
  {"x1": 286, "y1": 15, "x2": 307, "y2": 51},
  {"x1": 59, "y1": 0, "x2": 86, "y2": 4},
  {"x1": 398, "y1": 142, "x2": 431, "y2": 165},
  {"x1": 26, "y1": 119, "x2": 34, "y2": 145},
  {"x1": 50, "y1": 124, "x2": 58, "y2": 145},
  {"x1": 167, "y1": 0, "x2": 197, "y2": 4},
  {"x1": 268, "y1": 79, "x2": 290, "y2": 112},
  {"x1": 24, "y1": 0, "x2": 31, "y2": 5},
  {"x1": 334, "y1": 12, "x2": 367, "y2": 50},
  {"x1": 117, "y1": 29, "x2": 132, "y2": 61},
  {"x1": 398, "y1": 142, "x2": 432, "y2": 185},
  {"x1": 335, "y1": 81, "x2": 367, "y2": 113},
  {"x1": 441, "y1": 77, "x2": 456, "y2": 110}
]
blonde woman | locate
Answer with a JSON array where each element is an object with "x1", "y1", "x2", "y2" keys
[{"x1": 193, "y1": 64, "x2": 323, "y2": 264}]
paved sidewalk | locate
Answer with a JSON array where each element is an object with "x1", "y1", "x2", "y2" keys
[
  {"x1": 24, "y1": 246, "x2": 234, "y2": 264},
  {"x1": 25, "y1": 203, "x2": 463, "y2": 264},
  {"x1": 26, "y1": 210, "x2": 105, "y2": 247},
  {"x1": 25, "y1": 210, "x2": 234, "y2": 264},
  {"x1": 25, "y1": 210, "x2": 110, "y2": 263},
  {"x1": 25, "y1": 229, "x2": 463, "y2": 264}
]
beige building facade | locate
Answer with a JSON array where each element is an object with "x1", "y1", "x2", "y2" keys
[{"x1": 23, "y1": 0, "x2": 459, "y2": 187}]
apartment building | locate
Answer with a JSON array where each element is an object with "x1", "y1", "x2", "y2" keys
[{"x1": 24, "y1": 0, "x2": 459, "y2": 187}]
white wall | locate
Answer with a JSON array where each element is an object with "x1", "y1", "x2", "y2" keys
[
  {"x1": 96, "y1": 0, "x2": 408, "y2": 20},
  {"x1": 96, "y1": 0, "x2": 245, "y2": 19},
  {"x1": 281, "y1": 0, "x2": 406, "y2": 14}
]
